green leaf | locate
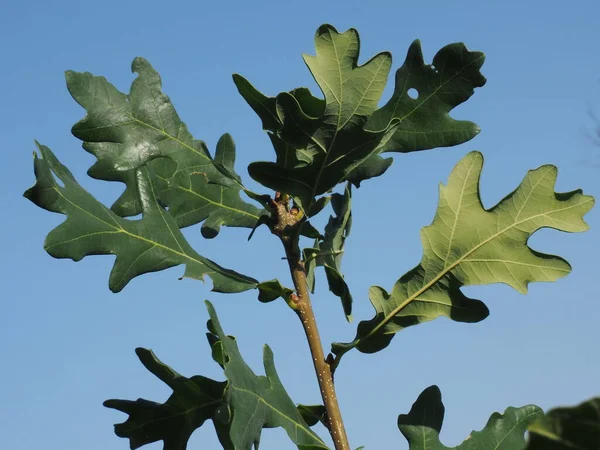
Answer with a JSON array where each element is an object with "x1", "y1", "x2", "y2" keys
[
  {"x1": 307, "y1": 195, "x2": 331, "y2": 218},
  {"x1": 232, "y1": 76, "x2": 324, "y2": 135},
  {"x1": 257, "y1": 279, "x2": 295, "y2": 303},
  {"x1": 240, "y1": 24, "x2": 398, "y2": 210},
  {"x1": 333, "y1": 151, "x2": 594, "y2": 355},
  {"x1": 205, "y1": 301, "x2": 329, "y2": 450},
  {"x1": 296, "y1": 404, "x2": 327, "y2": 427},
  {"x1": 345, "y1": 153, "x2": 394, "y2": 188},
  {"x1": 66, "y1": 58, "x2": 263, "y2": 237},
  {"x1": 104, "y1": 348, "x2": 231, "y2": 450},
  {"x1": 24, "y1": 143, "x2": 257, "y2": 293},
  {"x1": 304, "y1": 184, "x2": 353, "y2": 320},
  {"x1": 525, "y1": 397, "x2": 600, "y2": 450},
  {"x1": 366, "y1": 40, "x2": 486, "y2": 153},
  {"x1": 398, "y1": 385, "x2": 543, "y2": 450}
]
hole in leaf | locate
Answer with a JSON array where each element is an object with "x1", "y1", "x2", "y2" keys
[{"x1": 407, "y1": 88, "x2": 419, "y2": 100}]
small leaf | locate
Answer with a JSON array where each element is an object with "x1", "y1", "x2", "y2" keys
[
  {"x1": 247, "y1": 212, "x2": 271, "y2": 241},
  {"x1": 104, "y1": 348, "x2": 230, "y2": 450},
  {"x1": 296, "y1": 404, "x2": 327, "y2": 427},
  {"x1": 304, "y1": 184, "x2": 353, "y2": 320},
  {"x1": 366, "y1": 40, "x2": 486, "y2": 153},
  {"x1": 24, "y1": 143, "x2": 257, "y2": 293},
  {"x1": 232, "y1": 76, "x2": 325, "y2": 134},
  {"x1": 66, "y1": 59, "x2": 263, "y2": 236},
  {"x1": 525, "y1": 397, "x2": 600, "y2": 450},
  {"x1": 257, "y1": 279, "x2": 295, "y2": 303},
  {"x1": 334, "y1": 151, "x2": 594, "y2": 355},
  {"x1": 300, "y1": 220, "x2": 323, "y2": 239},
  {"x1": 307, "y1": 195, "x2": 332, "y2": 218},
  {"x1": 345, "y1": 153, "x2": 394, "y2": 188},
  {"x1": 205, "y1": 301, "x2": 330, "y2": 450},
  {"x1": 398, "y1": 385, "x2": 543, "y2": 450}
]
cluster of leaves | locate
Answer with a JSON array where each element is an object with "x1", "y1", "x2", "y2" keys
[
  {"x1": 104, "y1": 301, "x2": 329, "y2": 450},
  {"x1": 400, "y1": 386, "x2": 600, "y2": 450},
  {"x1": 25, "y1": 23, "x2": 598, "y2": 449},
  {"x1": 104, "y1": 303, "x2": 600, "y2": 450}
]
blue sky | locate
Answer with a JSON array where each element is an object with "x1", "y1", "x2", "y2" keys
[{"x1": 2, "y1": 0, "x2": 600, "y2": 448}]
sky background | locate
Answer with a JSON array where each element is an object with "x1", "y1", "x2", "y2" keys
[{"x1": 2, "y1": 1, "x2": 600, "y2": 449}]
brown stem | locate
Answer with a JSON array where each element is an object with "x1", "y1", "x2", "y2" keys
[
  {"x1": 284, "y1": 246, "x2": 351, "y2": 450},
  {"x1": 268, "y1": 194, "x2": 350, "y2": 450}
]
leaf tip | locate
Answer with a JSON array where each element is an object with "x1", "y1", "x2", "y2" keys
[
  {"x1": 316, "y1": 23, "x2": 340, "y2": 36},
  {"x1": 204, "y1": 300, "x2": 218, "y2": 322},
  {"x1": 134, "y1": 347, "x2": 150, "y2": 360},
  {"x1": 64, "y1": 70, "x2": 77, "y2": 84},
  {"x1": 131, "y1": 56, "x2": 151, "y2": 74}
]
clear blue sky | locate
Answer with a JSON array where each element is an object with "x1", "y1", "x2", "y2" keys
[{"x1": 2, "y1": 1, "x2": 600, "y2": 449}]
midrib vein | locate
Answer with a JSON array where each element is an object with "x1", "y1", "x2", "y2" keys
[
  {"x1": 178, "y1": 185, "x2": 260, "y2": 218},
  {"x1": 127, "y1": 113, "x2": 209, "y2": 161},
  {"x1": 49, "y1": 186, "x2": 252, "y2": 282},
  {"x1": 125, "y1": 398, "x2": 222, "y2": 431},
  {"x1": 390, "y1": 54, "x2": 484, "y2": 126},
  {"x1": 442, "y1": 160, "x2": 474, "y2": 269},
  {"x1": 230, "y1": 385, "x2": 326, "y2": 445}
]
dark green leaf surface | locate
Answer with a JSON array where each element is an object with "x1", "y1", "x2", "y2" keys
[
  {"x1": 233, "y1": 76, "x2": 324, "y2": 136},
  {"x1": 257, "y1": 279, "x2": 295, "y2": 303},
  {"x1": 24, "y1": 143, "x2": 257, "y2": 293},
  {"x1": 525, "y1": 397, "x2": 600, "y2": 449},
  {"x1": 366, "y1": 41, "x2": 486, "y2": 153},
  {"x1": 399, "y1": 386, "x2": 543, "y2": 450},
  {"x1": 104, "y1": 348, "x2": 230, "y2": 450},
  {"x1": 205, "y1": 301, "x2": 329, "y2": 450},
  {"x1": 305, "y1": 184, "x2": 353, "y2": 320},
  {"x1": 296, "y1": 404, "x2": 327, "y2": 428},
  {"x1": 66, "y1": 58, "x2": 262, "y2": 237},
  {"x1": 236, "y1": 25, "x2": 486, "y2": 210},
  {"x1": 333, "y1": 151, "x2": 594, "y2": 355},
  {"x1": 239, "y1": 24, "x2": 398, "y2": 210}
]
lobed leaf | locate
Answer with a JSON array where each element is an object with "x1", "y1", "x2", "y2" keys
[
  {"x1": 24, "y1": 143, "x2": 257, "y2": 293},
  {"x1": 104, "y1": 348, "x2": 231, "y2": 450},
  {"x1": 305, "y1": 183, "x2": 353, "y2": 320},
  {"x1": 205, "y1": 301, "x2": 330, "y2": 450},
  {"x1": 333, "y1": 151, "x2": 594, "y2": 355},
  {"x1": 66, "y1": 58, "x2": 263, "y2": 237},
  {"x1": 398, "y1": 385, "x2": 543, "y2": 449},
  {"x1": 366, "y1": 41, "x2": 486, "y2": 153},
  {"x1": 525, "y1": 396, "x2": 600, "y2": 449}
]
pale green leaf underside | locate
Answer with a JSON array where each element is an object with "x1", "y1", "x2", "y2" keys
[
  {"x1": 334, "y1": 151, "x2": 594, "y2": 354},
  {"x1": 205, "y1": 301, "x2": 329, "y2": 450},
  {"x1": 66, "y1": 58, "x2": 262, "y2": 237},
  {"x1": 399, "y1": 385, "x2": 543, "y2": 450},
  {"x1": 24, "y1": 143, "x2": 257, "y2": 293}
]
